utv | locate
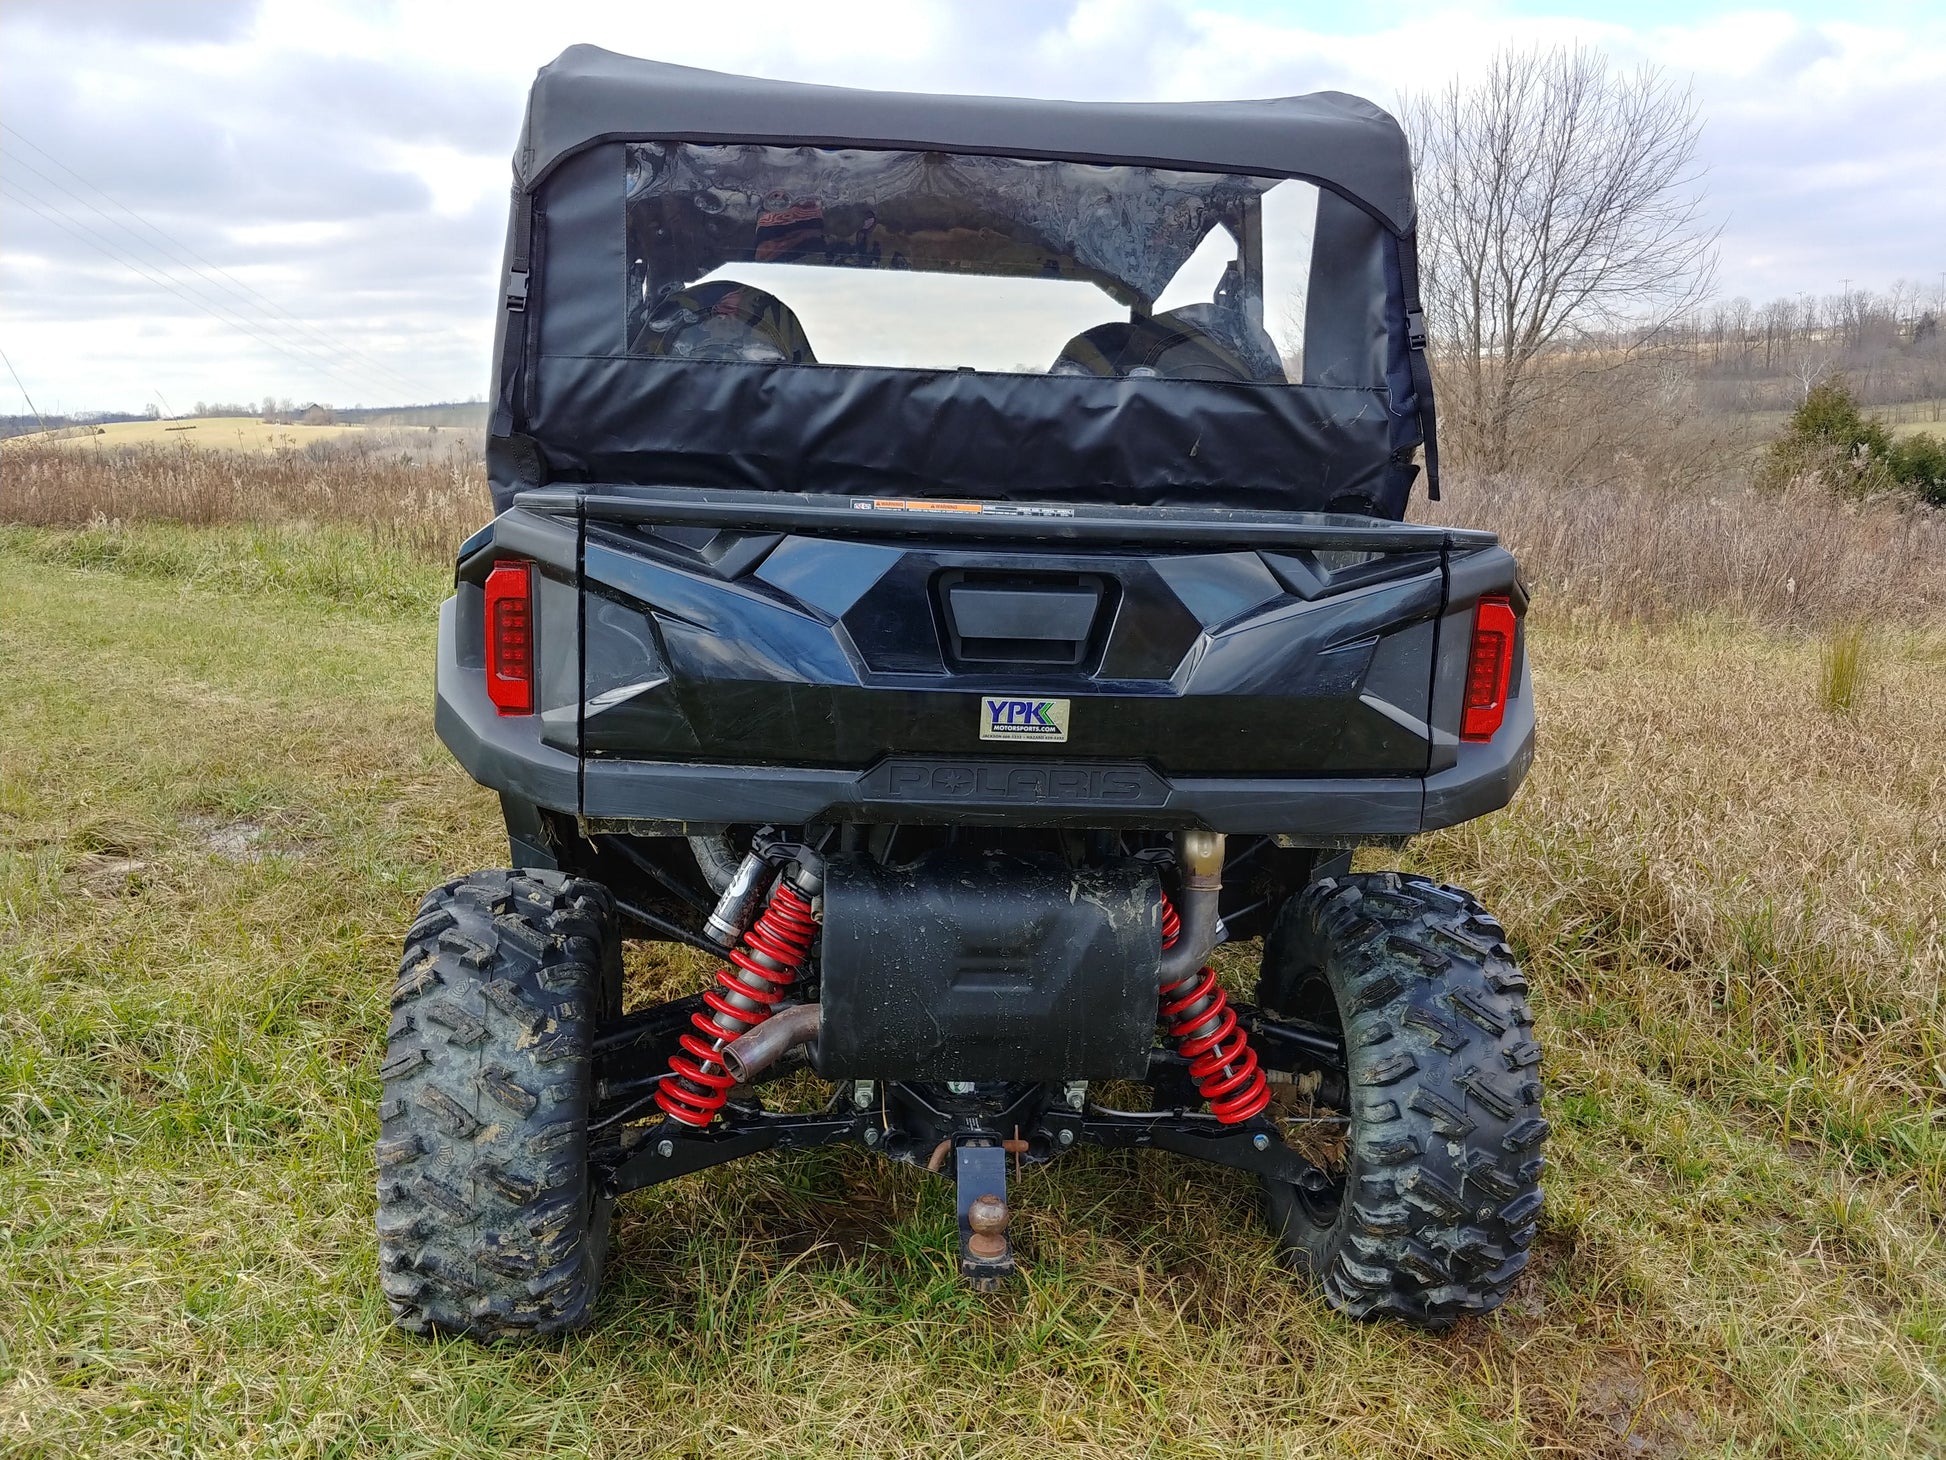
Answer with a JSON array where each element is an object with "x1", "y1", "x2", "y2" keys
[{"x1": 378, "y1": 47, "x2": 1542, "y2": 1340}]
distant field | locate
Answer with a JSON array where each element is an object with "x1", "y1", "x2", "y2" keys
[
  {"x1": 3, "y1": 416, "x2": 411, "y2": 453},
  {"x1": 1736, "y1": 399, "x2": 1946, "y2": 443},
  {"x1": 1875, "y1": 398, "x2": 1946, "y2": 436}
]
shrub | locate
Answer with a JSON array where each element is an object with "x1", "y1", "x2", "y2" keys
[
  {"x1": 1884, "y1": 431, "x2": 1946, "y2": 505},
  {"x1": 1763, "y1": 378, "x2": 1945, "y2": 505},
  {"x1": 1785, "y1": 379, "x2": 1891, "y2": 458}
]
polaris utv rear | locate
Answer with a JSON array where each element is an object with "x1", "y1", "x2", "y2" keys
[{"x1": 379, "y1": 47, "x2": 1542, "y2": 1341}]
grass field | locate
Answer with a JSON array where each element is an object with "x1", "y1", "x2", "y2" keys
[
  {"x1": 1, "y1": 521, "x2": 1941, "y2": 1458},
  {"x1": 1887, "y1": 416, "x2": 1945, "y2": 440},
  {"x1": 2, "y1": 416, "x2": 391, "y2": 453},
  {"x1": 1733, "y1": 401, "x2": 1946, "y2": 444}
]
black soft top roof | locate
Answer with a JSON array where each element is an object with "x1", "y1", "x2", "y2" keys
[{"x1": 515, "y1": 46, "x2": 1418, "y2": 234}]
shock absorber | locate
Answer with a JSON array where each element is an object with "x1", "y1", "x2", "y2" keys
[
  {"x1": 1157, "y1": 889, "x2": 1272, "y2": 1125},
  {"x1": 655, "y1": 855, "x2": 823, "y2": 1127}
]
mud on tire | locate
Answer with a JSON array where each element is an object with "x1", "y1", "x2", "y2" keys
[
  {"x1": 376, "y1": 869, "x2": 621, "y2": 1340},
  {"x1": 1257, "y1": 872, "x2": 1546, "y2": 1327}
]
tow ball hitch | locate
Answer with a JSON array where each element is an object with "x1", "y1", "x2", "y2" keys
[{"x1": 952, "y1": 1143, "x2": 1015, "y2": 1291}]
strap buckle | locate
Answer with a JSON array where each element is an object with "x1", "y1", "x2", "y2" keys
[
  {"x1": 1405, "y1": 308, "x2": 1428, "y2": 351},
  {"x1": 506, "y1": 270, "x2": 530, "y2": 313}
]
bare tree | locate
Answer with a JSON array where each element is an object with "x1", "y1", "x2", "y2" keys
[
  {"x1": 1402, "y1": 47, "x2": 1719, "y2": 473},
  {"x1": 1787, "y1": 346, "x2": 1837, "y2": 406}
]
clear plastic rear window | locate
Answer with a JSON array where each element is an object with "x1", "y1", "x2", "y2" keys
[{"x1": 624, "y1": 143, "x2": 1332, "y2": 382}]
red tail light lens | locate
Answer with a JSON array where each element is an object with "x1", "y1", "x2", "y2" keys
[
  {"x1": 1460, "y1": 595, "x2": 1516, "y2": 743},
  {"x1": 483, "y1": 560, "x2": 535, "y2": 716}
]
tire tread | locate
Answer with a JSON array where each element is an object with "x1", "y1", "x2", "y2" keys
[
  {"x1": 376, "y1": 869, "x2": 618, "y2": 1341},
  {"x1": 1259, "y1": 872, "x2": 1544, "y2": 1327}
]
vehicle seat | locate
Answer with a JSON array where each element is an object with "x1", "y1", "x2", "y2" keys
[
  {"x1": 1050, "y1": 306, "x2": 1281, "y2": 383},
  {"x1": 633, "y1": 281, "x2": 817, "y2": 364}
]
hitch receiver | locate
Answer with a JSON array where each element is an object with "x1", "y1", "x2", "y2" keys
[{"x1": 954, "y1": 1143, "x2": 1015, "y2": 1290}]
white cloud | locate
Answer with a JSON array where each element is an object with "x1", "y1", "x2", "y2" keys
[{"x1": 1, "y1": 0, "x2": 1941, "y2": 412}]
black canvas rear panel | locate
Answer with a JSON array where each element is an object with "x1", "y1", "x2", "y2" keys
[{"x1": 527, "y1": 356, "x2": 1400, "y2": 512}]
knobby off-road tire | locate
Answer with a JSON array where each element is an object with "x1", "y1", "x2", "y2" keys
[
  {"x1": 1257, "y1": 872, "x2": 1546, "y2": 1327},
  {"x1": 376, "y1": 869, "x2": 622, "y2": 1340}
]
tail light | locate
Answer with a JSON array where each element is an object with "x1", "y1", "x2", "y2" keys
[
  {"x1": 483, "y1": 560, "x2": 535, "y2": 716},
  {"x1": 1460, "y1": 595, "x2": 1516, "y2": 742}
]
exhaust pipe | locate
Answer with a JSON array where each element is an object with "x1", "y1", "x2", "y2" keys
[
  {"x1": 688, "y1": 832, "x2": 742, "y2": 893},
  {"x1": 721, "y1": 1001, "x2": 821, "y2": 1082},
  {"x1": 1157, "y1": 829, "x2": 1225, "y2": 985}
]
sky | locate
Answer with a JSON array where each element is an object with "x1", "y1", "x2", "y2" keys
[{"x1": 1, "y1": 0, "x2": 1942, "y2": 415}]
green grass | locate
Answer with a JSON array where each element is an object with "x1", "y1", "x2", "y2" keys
[
  {"x1": 0, "y1": 520, "x2": 452, "y2": 616},
  {"x1": 1819, "y1": 625, "x2": 1869, "y2": 712},
  {"x1": 2, "y1": 525, "x2": 1942, "y2": 1458}
]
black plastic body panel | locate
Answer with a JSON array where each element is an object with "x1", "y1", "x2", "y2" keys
[
  {"x1": 433, "y1": 496, "x2": 1533, "y2": 839},
  {"x1": 578, "y1": 527, "x2": 1440, "y2": 773},
  {"x1": 816, "y1": 851, "x2": 1163, "y2": 1079}
]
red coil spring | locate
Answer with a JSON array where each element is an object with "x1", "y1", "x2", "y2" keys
[
  {"x1": 655, "y1": 879, "x2": 819, "y2": 1127},
  {"x1": 1157, "y1": 891, "x2": 1271, "y2": 1125}
]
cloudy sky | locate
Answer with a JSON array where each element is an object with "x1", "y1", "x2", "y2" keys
[{"x1": 1, "y1": 0, "x2": 1941, "y2": 414}]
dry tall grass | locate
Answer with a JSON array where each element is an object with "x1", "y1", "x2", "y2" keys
[
  {"x1": 0, "y1": 438, "x2": 487, "y2": 561},
  {"x1": 5, "y1": 438, "x2": 1945, "y2": 631},
  {"x1": 1422, "y1": 473, "x2": 1946, "y2": 627}
]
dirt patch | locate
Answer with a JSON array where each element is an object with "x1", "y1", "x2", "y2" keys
[
  {"x1": 1567, "y1": 1348, "x2": 1693, "y2": 1460},
  {"x1": 765, "y1": 1213, "x2": 894, "y2": 1267},
  {"x1": 180, "y1": 813, "x2": 315, "y2": 863},
  {"x1": 184, "y1": 815, "x2": 265, "y2": 860},
  {"x1": 73, "y1": 853, "x2": 150, "y2": 897}
]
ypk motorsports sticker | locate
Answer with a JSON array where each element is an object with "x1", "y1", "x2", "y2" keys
[{"x1": 979, "y1": 697, "x2": 1071, "y2": 743}]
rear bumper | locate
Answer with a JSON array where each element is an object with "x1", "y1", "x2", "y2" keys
[{"x1": 437, "y1": 599, "x2": 1533, "y2": 838}]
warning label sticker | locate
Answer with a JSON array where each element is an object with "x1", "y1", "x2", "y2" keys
[{"x1": 851, "y1": 498, "x2": 1074, "y2": 519}]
